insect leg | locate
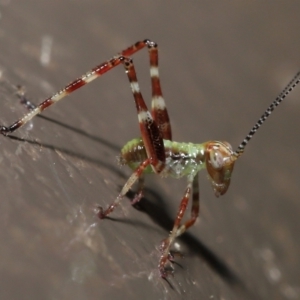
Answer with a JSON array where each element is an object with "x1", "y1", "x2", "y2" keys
[
  {"x1": 175, "y1": 175, "x2": 200, "y2": 237},
  {"x1": 158, "y1": 175, "x2": 194, "y2": 277},
  {"x1": 122, "y1": 58, "x2": 166, "y2": 173},
  {"x1": 0, "y1": 40, "x2": 155, "y2": 136},
  {"x1": 0, "y1": 57, "x2": 123, "y2": 135},
  {"x1": 121, "y1": 39, "x2": 171, "y2": 139},
  {"x1": 148, "y1": 42, "x2": 172, "y2": 140},
  {"x1": 98, "y1": 159, "x2": 150, "y2": 218}
]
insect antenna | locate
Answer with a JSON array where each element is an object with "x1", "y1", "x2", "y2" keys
[{"x1": 233, "y1": 71, "x2": 300, "y2": 158}]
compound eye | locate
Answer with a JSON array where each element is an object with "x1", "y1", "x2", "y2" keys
[{"x1": 209, "y1": 149, "x2": 224, "y2": 169}]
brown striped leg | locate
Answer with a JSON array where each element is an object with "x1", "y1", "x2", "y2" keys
[
  {"x1": 148, "y1": 43, "x2": 172, "y2": 140},
  {"x1": 123, "y1": 58, "x2": 166, "y2": 173},
  {"x1": 0, "y1": 56, "x2": 124, "y2": 135},
  {"x1": 124, "y1": 40, "x2": 171, "y2": 139},
  {"x1": 175, "y1": 175, "x2": 200, "y2": 237},
  {"x1": 98, "y1": 159, "x2": 150, "y2": 218},
  {"x1": 0, "y1": 39, "x2": 156, "y2": 136},
  {"x1": 158, "y1": 175, "x2": 196, "y2": 277}
]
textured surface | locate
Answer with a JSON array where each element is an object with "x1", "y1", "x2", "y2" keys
[{"x1": 0, "y1": 2, "x2": 299, "y2": 299}]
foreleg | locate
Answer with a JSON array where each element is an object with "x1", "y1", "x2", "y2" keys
[{"x1": 158, "y1": 175, "x2": 199, "y2": 277}]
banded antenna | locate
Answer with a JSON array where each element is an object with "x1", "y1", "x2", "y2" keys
[{"x1": 233, "y1": 71, "x2": 300, "y2": 158}]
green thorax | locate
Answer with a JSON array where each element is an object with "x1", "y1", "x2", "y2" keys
[{"x1": 120, "y1": 138, "x2": 207, "y2": 178}]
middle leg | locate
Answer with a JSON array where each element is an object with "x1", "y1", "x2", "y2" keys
[{"x1": 98, "y1": 159, "x2": 150, "y2": 218}]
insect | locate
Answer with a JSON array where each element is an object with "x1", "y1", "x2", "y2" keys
[{"x1": 1, "y1": 39, "x2": 299, "y2": 278}]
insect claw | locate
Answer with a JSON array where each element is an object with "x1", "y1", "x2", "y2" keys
[
  {"x1": 159, "y1": 268, "x2": 167, "y2": 278},
  {"x1": 159, "y1": 264, "x2": 167, "y2": 278},
  {"x1": 159, "y1": 265, "x2": 174, "y2": 278},
  {"x1": 97, "y1": 206, "x2": 106, "y2": 219}
]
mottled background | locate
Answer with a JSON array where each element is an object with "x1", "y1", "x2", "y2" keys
[{"x1": 0, "y1": 1, "x2": 299, "y2": 299}]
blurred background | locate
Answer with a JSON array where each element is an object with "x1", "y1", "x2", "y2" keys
[{"x1": 0, "y1": 1, "x2": 299, "y2": 299}]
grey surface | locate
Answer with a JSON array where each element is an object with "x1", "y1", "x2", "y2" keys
[{"x1": 0, "y1": 1, "x2": 299, "y2": 300}]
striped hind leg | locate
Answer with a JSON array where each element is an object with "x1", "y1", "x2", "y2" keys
[
  {"x1": 124, "y1": 40, "x2": 171, "y2": 140},
  {"x1": 100, "y1": 56, "x2": 168, "y2": 217},
  {"x1": 0, "y1": 39, "x2": 157, "y2": 135},
  {"x1": 148, "y1": 43, "x2": 172, "y2": 140},
  {"x1": 122, "y1": 58, "x2": 166, "y2": 174}
]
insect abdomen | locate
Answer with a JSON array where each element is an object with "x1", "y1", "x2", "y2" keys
[{"x1": 120, "y1": 138, "x2": 153, "y2": 172}]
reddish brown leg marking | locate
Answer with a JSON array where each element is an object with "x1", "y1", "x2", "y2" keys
[
  {"x1": 176, "y1": 176, "x2": 200, "y2": 237},
  {"x1": 99, "y1": 49, "x2": 170, "y2": 219},
  {"x1": 1, "y1": 56, "x2": 127, "y2": 135},
  {"x1": 100, "y1": 52, "x2": 169, "y2": 218},
  {"x1": 148, "y1": 45, "x2": 172, "y2": 140},
  {"x1": 124, "y1": 40, "x2": 172, "y2": 139},
  {"x1": 159, "y1": 175, "x2": 197, "y2": 277},
  {"x1": 0, "y1": 39, "x2": 158, "y2": 135},
  {"x1": 123, "y1": 58, "x2": 166, "y2": 173}
]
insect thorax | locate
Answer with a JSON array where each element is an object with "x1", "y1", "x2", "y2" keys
[{"x1": 120, "y1": 138, "x2": 206, "y2": 178}]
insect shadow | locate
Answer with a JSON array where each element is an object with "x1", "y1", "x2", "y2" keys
[
  {"x1": 115, "y1": 189, "x2": 249, "y2": 292},
  {"x1": 2, "y1": 72, "x2": 253, "y2": 294},
  {"x1": 5, "y1": 110, "x2": 248, "y2": 293}
]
